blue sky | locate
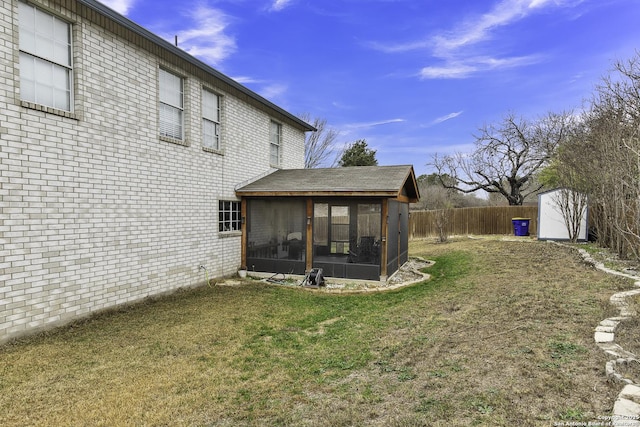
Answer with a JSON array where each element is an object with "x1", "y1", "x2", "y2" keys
[{"x1": 102, "y1": 0, "x2": 640, "y2": 176}]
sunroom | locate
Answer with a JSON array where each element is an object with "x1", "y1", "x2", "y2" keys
[{"x1": 235, "y1": 165, "x2": 420, "y2": 281}]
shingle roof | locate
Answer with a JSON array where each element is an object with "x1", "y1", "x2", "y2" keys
[{"x1": 235, "y1": 165, "x2": 420, "y2": 202}]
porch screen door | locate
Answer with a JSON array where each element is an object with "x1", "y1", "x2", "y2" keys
[{"x1": 330, "y1": 205, "x2": 350, "y2": 254}]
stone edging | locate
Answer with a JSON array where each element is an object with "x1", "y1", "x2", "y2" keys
[
  {"x1": 573, "y1": 246, "x2": 640, "y2": 426},
  {"x1": 248, "y1": 257, "x2": 433, "y2": 294}
]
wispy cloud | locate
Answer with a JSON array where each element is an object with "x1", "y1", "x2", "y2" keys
[
  {"x1": 371, "y1": 0, "x2": 583, "y2": 79},
  {"x1": 269, "y1": 0, "x2": 295, "y2": 12},
  {"x1": 258, "y1": 83, "x2": 288, "y2": 100},
  {"x1": 346, "y1": 118, "x2": 406, "y2": 129},
  {"x1": 229, "y1": 76, "x2": 288, "y2": 102},
  {"x1": 420, "y1": 54, "x2": 541, "y2": 79},
  {"x1": 430, "y1": 111, "x2": 464, "y2": 125},
  {"x1": 230, "y1": 76, "x2": 262, "y2": 85},
  {"x1": 99, "y1": 0, "x2": 136, "y2": 15},
  {"x1": 366, "y1": 39, "x2": 431, "y2": 54},
  {"x1": 433, "y1": 0, "x2": 539, "y2": 55},
  {"x1": 419, "y1": 63, "x2": 477, "y2": 79},
  {"x1": 331, "y1": 101, "x2": 355, "y2": 110},
  {"x1": 435, "y1": 0, "x2": 584, "y2": 55},
  {"x1": 336, "y1": 118, "x2": 406, "y2": 139},
  {"x1": 105, "y1": 1, "x2": 235, "y2": 66},
  {"x1": 166, "y1": 4, "x2": 236, "y2": 66}
]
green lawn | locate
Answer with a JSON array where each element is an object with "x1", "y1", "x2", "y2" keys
[{"x1": 0, "y1": 238, "x2": 632, "y2": 426}]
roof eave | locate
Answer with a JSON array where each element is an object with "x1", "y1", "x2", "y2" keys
[
  {"x1": 235, "y1": 190, "x2": 412, "y2": 199},
  {"x1": 77, "y1": 0, "x2": 316, "y2": 133}
]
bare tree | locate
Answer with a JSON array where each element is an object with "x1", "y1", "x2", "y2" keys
[
  {"x1": 431, "y1": 112, "x2": 574, "y2": 205},
  {"x1": 568, "y1": 55, "x2": 640, "y2": 258},
  {"x1": 429, "y1": 187, "x2": 453, "y2": 242},
  {"x1": 552, "y1": 189, "x2": 589, "y2": 243},
  {"x1": 299, "y1": 113, "x2": 338, "y2": 169},
  {"x1": 414, "y1": 173, "x2": 486, "y2": 210},
  {"x1": 539, "y1": 53, "x2": 640, "y2": 257}
]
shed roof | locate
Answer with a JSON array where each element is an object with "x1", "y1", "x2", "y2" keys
[{"x1": 235, "y1": 165, "x2": 420, "y2": 202}]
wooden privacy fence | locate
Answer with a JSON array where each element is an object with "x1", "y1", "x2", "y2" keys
[{"x1": 410, "y1": 206, "x2": 539, "y2": 239}]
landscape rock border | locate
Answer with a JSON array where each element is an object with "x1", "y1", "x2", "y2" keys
[
  {"x1": 243, "y1": 257, "x2": 433, "y2": 294},
  {"x1": 573, "y1": 245, "x2": 640, "y2": 426}
]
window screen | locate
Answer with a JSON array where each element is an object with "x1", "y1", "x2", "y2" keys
[
  {"x1": 19, "y1": 1, "x2": 72, "y2": 111},
  {"x1": 269, "y1": 121, "x2": 281, "y2": 166},
  {"x1": 159, "y1": 69, "x2": 184, "y2": 140},
  {"x1": 202, "y1": 89, "x2": 220, "y2": 150}
]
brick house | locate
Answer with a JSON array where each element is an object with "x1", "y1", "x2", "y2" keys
[{"x1": 0, "y1": 0, "x2": 314, "y2": 343}]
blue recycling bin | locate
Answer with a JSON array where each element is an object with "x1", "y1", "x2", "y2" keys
[{"x1": 512, "y1": 218, "x2": 530, "y2": 236}]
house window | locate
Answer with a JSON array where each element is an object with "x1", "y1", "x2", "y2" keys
[
  {"x1": 202, "y1": 89, "x2": 220, "y2": 150},
  {"x1": 159, "y1": 69, "x2": 184, "y2": 140},
  {"x1": 269, "y1": 121, "x2": 282, "y2": 166},
  {"x1": 18, "y1": 1, "x2": 72, "y2": 111},
  {"x1": 219, "y1": 201, "x2": 241, "y2": 232}
]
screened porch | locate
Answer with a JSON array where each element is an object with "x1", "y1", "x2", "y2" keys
[{"x1": 236, "y1": 165, "x2": 420, "y2": 281}]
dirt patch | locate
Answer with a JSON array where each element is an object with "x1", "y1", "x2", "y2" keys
[{"x1": 615, "y1": 359, "x2": 640, "y2": 384}]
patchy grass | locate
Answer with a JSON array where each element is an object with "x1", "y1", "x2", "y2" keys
[{"x1": 0, "y1": 237, "x2": 634, "y2": 426}]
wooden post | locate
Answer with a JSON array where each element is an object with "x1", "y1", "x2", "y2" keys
[
  {"x1": 380, "y1": 199, "x2": 388, "y2": 280},
  {"x1": 306, "y1": 198, "x2": 313, "y2": 272},
  {"x1": 241, "y1": 198, "x2": 247, "y2": 269}
]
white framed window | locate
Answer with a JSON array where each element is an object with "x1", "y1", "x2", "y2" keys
[
  {"x1": 219, "y1": 201, "x2": 241, "y2": 232},
  {"x1": 18, "y1": 1, "x2": 73, "y2": 112},
  {"x1": 270, "y1": 120, "x2": 282, "y2": 166},
  {"x1": 159, "y1": 68, "x2": 184, "y2": 140},
  {"x1": 202, "y1": 89, "x2": 220, "y2": 150}
]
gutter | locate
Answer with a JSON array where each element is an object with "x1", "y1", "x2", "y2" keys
[{"x1": 76, "y1": 0, "x2": 316, "y2": 132}]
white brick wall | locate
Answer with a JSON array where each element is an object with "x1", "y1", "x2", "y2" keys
[{"x1": 0, "y1": 0, "x2": 307, "y2": 343}]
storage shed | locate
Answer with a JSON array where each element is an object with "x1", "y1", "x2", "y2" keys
[
  {"x1": 537, "y1": 188, "x2": 588, "y2": 241},
  {"x1": 235, "y1": 165, "x2": 420, "y2": 281}
]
